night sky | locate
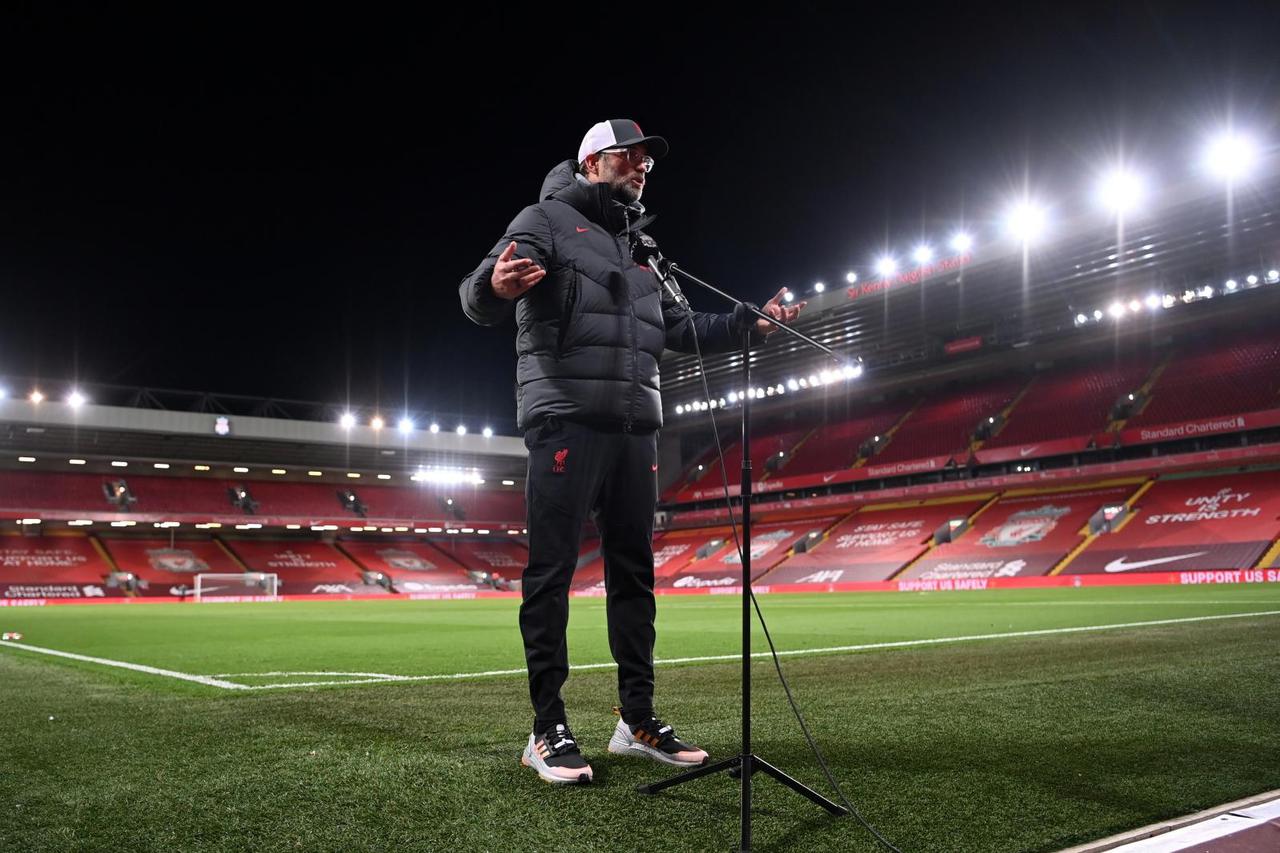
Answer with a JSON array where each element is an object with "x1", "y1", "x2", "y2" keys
[{"x1": 2, "y1": 4, "x2": 1276, "y2": 432}]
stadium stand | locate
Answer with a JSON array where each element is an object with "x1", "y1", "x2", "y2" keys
[
  {"x1": 1063, "y1": 470, "x2": 1280, "y2": 575},
  {"x1": 657, "y1": 519, "x2": 836, "y2": 589},
  {"x1": 101, "y1": 537, "x2": 242, "y2": 596},
  {"x1": 896, "y1": 483, "x2": 1141, "y2": 581},
  {"x1": 0, "y1": 471, "x2": 150, "y2": 514},
  {"x1": 224, "y1": 539, "x2": 384, "y2": 595},
  {"x1": 855, "y1": 375, "x2": 1028, "y2": 465},
  {"x1": 671, "y1": 426, "x2": 812, "y2": 502},
  {"x1": 571, "y1": 536, "x2": 605, "y2": 591},
  {"x1": 778, "y1": 399, "x2": 914, "y2": 478},
  {"x1": 338, "y1": 539, "x2": 485, "y2": 592},
  {"x1": 0, "y1": 533, "x2": 117, "y2": 599},
  {"x1": 982, "y1": 358, "x2": 1155, "y2": 448},
  {"x1": 357, "y1": 485, "x2": 526, "y2": 525},
  {"x1": 235, "y1": 481, "x2": 358, "y2": 518},
  {"x1": 431, "y1": 538, "x2": 529, "y2": 582},
  {"x1": 123, "y1": 475, "x2": 243, "y2": 515},
  {"x1": 0, "y1": 471, "x2": 527, "y2": 525},
  {"x1": 1136, "y1": 340, "x2": 1280, "y2": 424},
  {"x1": 1126, "y1": 331, "x2": 1280, "y2": 428},
  {"x1": 758, "y1": 497, "x2": 989, "y2": 585}
]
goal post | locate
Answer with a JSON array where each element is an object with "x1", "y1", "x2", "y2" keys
[{"x1": 193, "y1": 572, "x2": 280, "y2": 602}]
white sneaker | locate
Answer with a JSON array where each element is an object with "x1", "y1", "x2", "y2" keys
[
  {"x1": 607, "y1": 714, "x2": 709, "y2": 767},
  {"x1": 521, "y1": 723, "x2": 593, "y2": 784}
]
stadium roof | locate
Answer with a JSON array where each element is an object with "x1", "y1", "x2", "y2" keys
[
  {"x1": 661, "y1": 160, "x2": 1280, "y2": 425},
  {"x1": 0, "y1": 399, "x2": 527, "y2": 483}
]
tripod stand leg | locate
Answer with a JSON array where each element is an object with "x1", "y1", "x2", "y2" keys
[
  {"x1": 751, "y1": 756, "x2": 848, "y2": 815},
  {"x1": 636, "y1": 755, "x2": 741, "y2": 796}
]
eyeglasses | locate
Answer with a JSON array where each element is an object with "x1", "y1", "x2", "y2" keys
[{"x1": 598, "y1": 147, "x2": 655, "y2": 173}]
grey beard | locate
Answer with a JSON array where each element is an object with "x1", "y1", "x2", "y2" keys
[
  {"x1": 611, "y1": 179, "x2": 645, "y2": 208},
  {"x1": 611, "y1": 178, "x2": 642, "y2": 205}
]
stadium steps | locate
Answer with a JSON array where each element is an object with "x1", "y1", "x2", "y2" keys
[
  {"x1": 1048, "y1": 525, "x2": 1102, "y2": 578},
  {"x1": 1258, "y1": 535, "x2": 1280, "y2": 570},
  {"x1": 975, "y1": 375, "x2": 1038, "y2": 450},
  {"x1": 1103, "y1": 480, "x2": 1157, "y2": 536},
  {"x1": 858, "y1": 399, "x2": 922, "y2": 466},
  {"x1": 1109, "y1": 352, "x2": 1175, "y2": 432},
  {"x1": 334, "y1": 542, "x2": 369, "y2": 572},
  {"x1": 88, "y1": 534, "x2": 132, "y2": 594},
  {"x1": 887, "y1": 492, "x2": 1003, "y2": 581},
  {"x1": 761, "y1": 426, "x2": 819, "y2": 480},
  {"x1": 1050, "y1": 478, "x2": 1156, "y2": 576},
  {"x1": 213, "y1": 537, "x2": 251, "y2": 572},
  {"x1": 88, "y1": 534, "x2": 120, "y2": 573}
]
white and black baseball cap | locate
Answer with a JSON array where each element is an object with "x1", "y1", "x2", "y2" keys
[{"x1": 577, "y1": 119, "x2": 669, "y2": 164}]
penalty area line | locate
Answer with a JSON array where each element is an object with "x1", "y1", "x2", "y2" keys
[
  {"x1": 4, "y1": 608, "x2": 1278, "y2": 691},
  {"x1": 236, "y1": 607, "x2": 1280, "y2": 690}
]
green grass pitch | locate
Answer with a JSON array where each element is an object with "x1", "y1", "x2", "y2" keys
[{"x1": 2, "y1": 585, "x2": 1279, "y2": 852}]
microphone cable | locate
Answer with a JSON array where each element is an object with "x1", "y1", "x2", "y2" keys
[{"x1": 678, "y1": 298, "x2": 904, "y2": 853}]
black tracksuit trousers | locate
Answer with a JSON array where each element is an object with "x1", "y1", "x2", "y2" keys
[{"x1": 520, "y1": 415, "x2": 658, "y2": 732}]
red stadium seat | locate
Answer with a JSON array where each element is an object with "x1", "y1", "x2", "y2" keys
[{"x1": 870, "y1": 375, "x2": 1028, "y2": 465}]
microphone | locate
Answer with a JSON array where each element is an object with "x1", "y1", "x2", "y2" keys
[{"x1": 633, "y1": 232, "x2": 688, "y2": 308}]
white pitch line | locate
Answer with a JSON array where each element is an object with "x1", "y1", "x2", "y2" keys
[
  {"x1": 0, "y1": 640, "x2": 249, "y2": 690},
  {"x1": 212, "y1": 671, "x2": 411, "y2": 680},
  {"x1": 4, "y1": 609, "x2": 1279, "y2": 692},
  {"x1": 240, "y1": 608, "x2": 1280, "y2": 690}
]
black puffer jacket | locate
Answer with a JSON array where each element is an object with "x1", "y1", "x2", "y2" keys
[{"x1": 460, "y1": 160, "x2": 755, "y2": 432}]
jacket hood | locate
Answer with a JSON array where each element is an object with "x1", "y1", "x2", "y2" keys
[{"x1": 540, "y1": 160, "x2": 579, "y2": 201}]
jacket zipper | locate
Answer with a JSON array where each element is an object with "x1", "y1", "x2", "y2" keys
[{"x1": 620, "y1": 209, "x2": 638, "y2": 432}]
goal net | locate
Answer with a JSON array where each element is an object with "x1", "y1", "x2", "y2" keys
[{"x1": 193, "y1": 572, "x2": 280, "y2": 602}]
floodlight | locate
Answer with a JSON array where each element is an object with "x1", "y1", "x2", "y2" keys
[
  {"x1": 1005, "y1": 202, "x2": 1047, "y2": 243},
  {"x1": 1096, "y1": 168, "x2": 1146, "y2": 214},
  {"x1": 1204, "y1": 132, "x2": 1259, "y2": 182}
]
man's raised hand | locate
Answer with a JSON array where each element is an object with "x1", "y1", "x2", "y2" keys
[
  {"x1": 491, "y1": 241, "x2": 546, "y2": 300},
  {"x1": 756, "y1": 287, "x2": 806, "y2": 336}
]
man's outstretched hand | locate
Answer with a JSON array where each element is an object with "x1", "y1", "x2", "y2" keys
[
  {"x1": 490, "y1": 241, "x2": 546, "y2": 300},
  {"x1": 756, "y1": 287, "x2": 806, "y2": 336}
]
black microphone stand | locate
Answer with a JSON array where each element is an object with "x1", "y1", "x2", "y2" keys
[{"x1": 637, "y1": 263, "x2": 849, "y2": 851}]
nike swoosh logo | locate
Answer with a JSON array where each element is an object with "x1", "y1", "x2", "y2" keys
[
  {"x1": 1019, "y1": 446, "x2": 1039, "y2": 457},
  {"x1": 822, "y1": 474, "x2": 837, "y2": 483},
  {"x1": 1103, "y1": 552, "x2": 1210, "y2": 573},
  {"x1": 576, "y1": 226, "x2": 590, "y2": 233}
]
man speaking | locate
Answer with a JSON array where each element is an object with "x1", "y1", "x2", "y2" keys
[{"x1": 459, "y1": 119, "x2": 802, "y2": 785}]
